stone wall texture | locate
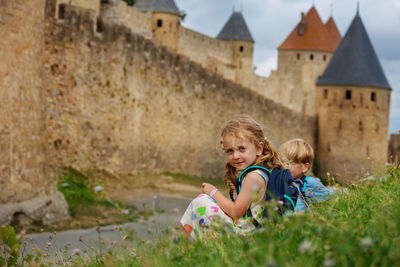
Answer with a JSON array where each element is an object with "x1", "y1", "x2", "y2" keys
[
  {"x1": 0, "y1": 0, "x2": 48, "y2": 203},
  {"x1": 388, "y1": 134, "x2": 400, "y2": 164},
  {"x1": 0, "y1": 0, "x2": 69, "y2": 224},
  {"x1": 42, "y1": 5, "x2": 316, "y2": 179}
]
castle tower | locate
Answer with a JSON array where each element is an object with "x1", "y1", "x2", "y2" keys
[
  {"x1": 134, "y1": 0, "x2": 181, "y2": 51},
  {"x1": 316, "y1": 11, "x2": 391, "y2": 181},
  {"x1": 216, "y1": 11, "x2": 255, "y2": 83},
  {"x1": 277, "y1": 6, "x2": 341, "y2": 115}
]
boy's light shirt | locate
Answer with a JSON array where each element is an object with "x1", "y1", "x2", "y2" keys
[{"x1": 295, "y1": 177, "x2": 334, "y2": 212}]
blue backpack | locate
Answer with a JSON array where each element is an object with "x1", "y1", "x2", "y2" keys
[{"x1": 229, "y1": 166, "x2": 297, "y2": 222}]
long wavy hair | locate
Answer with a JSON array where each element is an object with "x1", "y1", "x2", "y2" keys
[{"x1": 221, "y1": 115, "x2": 286, "y2": 193}]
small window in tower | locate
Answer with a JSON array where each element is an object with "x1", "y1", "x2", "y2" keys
[
  {"x1": 345, "y1": 90, "x2": 352, "y2": 100},
  {"x1": 327, "y1": 143, "x2": 331, "y2": 153},
  {"x1": 366, "y1": 145, "x2": 370, "y2": 156},
  {"x1": 324, "y1": 89, "x2": 328, "y2": 99},
  {"x1": 310, "y1": 54, "x2": 314, "y2": 60},
  {"x1": 59, "y1": 4, "x2": 66, "y2": 19},
  {"x1": 323, "y1": 55, "x2": 327, "y2": 61},
  {"x1": 96, "y1": 18, "x2": 103, "y2": 32},
  {"x1": 359, "y1": 121, "x2": 363, "y2": 132},
  {"x1": 239, "y1": 46, "x2": 244, "y2": 52},
  {"x1": 296, "y1": 53, "x2": 300, "y2": 60},
  {"x1": 371, "y1": 92, "x2": 376, "y2": 102},
  {"x1": 157, "y1": 19, "x2": 163, "y2": 27}
]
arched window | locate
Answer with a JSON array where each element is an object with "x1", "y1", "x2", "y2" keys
[
  {"x1": 323, "y1": 55, "x2": 327, "y2": 61},
  {"x1": 157, "y1": 19, "x2": 163, "y2": 27},
  {"x1": 239, "y1": 46, "x2": 244, "y2": 52},
  {"x1": 310, "y1": 54, "x2": 314, "y2": 60},
  {"x1": 296, "y1": 53, "x2": 300, "y2": 60}
]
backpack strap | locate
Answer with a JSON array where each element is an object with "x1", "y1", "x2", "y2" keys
[
  {"x1": 230, "y1": 166, "x2": 271, "y2": 201},
  {"x1": 301, "y1": 176, "x2": 310, "y2": 193},
  {"x1": 237, "y1": 166, "x2": 271, "y2": 194}
]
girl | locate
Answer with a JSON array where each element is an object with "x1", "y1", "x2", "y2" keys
[{"x1": 180, "y1": 115, "x2": 285, "y2": 238}]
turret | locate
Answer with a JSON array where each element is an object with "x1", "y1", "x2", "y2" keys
[
  {"x1": 134, "y1": 0, "x2": 181, "y2": 51},
  {"x1": 217, "y1": 11, "x2": 255, "y2": 83},
  {"x1": 316, "y1": 11, "x2": 391, "y2": 181},
  {"x1": 277, "y1": 6, "x2": 341, "y2": 115}
]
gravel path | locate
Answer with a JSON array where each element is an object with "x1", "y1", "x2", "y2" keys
[{"x1": 23, "y1": 195, "x2": 193, "y2": 257}]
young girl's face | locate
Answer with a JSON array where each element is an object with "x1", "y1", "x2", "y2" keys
[{"x1": 222, "y1": 134, "x2": 263, "y2": 172}]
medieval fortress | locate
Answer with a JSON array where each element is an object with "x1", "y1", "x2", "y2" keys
[{"x1": 0, "y1": 0, "x2": 392, "y2": 225}]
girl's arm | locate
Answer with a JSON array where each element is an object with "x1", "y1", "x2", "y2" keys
[{"x1": 202, "y1": 172, "x2": 266, "y2": 219}]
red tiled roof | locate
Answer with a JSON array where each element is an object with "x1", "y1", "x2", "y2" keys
[
  {"x1": 325, "y1": 17, "x2": 342, "y2": 50},
  {"x1": 278, "y1": 7, "x2": 340, "y2": 52}
]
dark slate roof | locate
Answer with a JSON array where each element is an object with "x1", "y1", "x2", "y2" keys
[
  {"x1": 317, "y1": 13, "x2": 391, "y2": 89},
  {"x1": 134, "y1": 0, "x2": 180, "y2": 15},
  {"x1": 217, "y1": 12, "x2": 254, "y2": 42}
]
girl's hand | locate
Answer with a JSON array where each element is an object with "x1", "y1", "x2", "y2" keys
[{"x1": 202, "y1": 183, "x2": 216, "y2": 195}]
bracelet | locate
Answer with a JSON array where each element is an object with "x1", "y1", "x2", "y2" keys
[{"x1": 209, "y1": 188, "x2": 219, "y2": 198}]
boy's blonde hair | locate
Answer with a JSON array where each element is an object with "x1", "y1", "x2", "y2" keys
[{"x1": 280, "y1": 138, "x2": 314, "y2": 165}]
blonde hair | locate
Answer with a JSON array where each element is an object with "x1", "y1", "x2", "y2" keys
[
  {"x1": 221, "y1": 115, "x2": 285, "y2": 193},
  {"x1": 280, "y1": 138, "x2": 314, "y2": 165}
]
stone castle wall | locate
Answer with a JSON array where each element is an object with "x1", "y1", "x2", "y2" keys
[
  {"x1": 388, "y1": 134, "x2": 400, "y2": 164},
  {"x1": 0, "y1": 0, "x2": 69, "y2": 225},
  {"x1": 178, "y1": 27, "x2": 234, "y2": 74},
  {"x1": 42, "y1": 4, "x2": 316, "y2": 179},
  {"x1": 0, "y1": 0, "x2": 48, "y2": 203},
  {"x1": 100, "y1": 0, "x2": 152, "y2": 38}
]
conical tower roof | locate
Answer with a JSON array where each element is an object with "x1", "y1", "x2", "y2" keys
[
  {"x1": 134, "y1": 0, "x2": 180, "y2": 15},
  {"x1": 217, "y1": 11, "x2": 254, "y2": 42},
  {"x1": 278, "y1": 6, "x2": 337, "y2": 52},
  {"x1": 325, "y1": 17, "x2": 342, "y2": 49},
  {"x1": 317, "y1": 13, "x2": 391, "y2": 89}
]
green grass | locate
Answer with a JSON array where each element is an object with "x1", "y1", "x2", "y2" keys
[
  {"x1": 99, "y1": 166, "x2": 400, "y2": 266},
  {"x1": 57, "y1": 168, "x2": 112, "y2": 216},
  {"x1": 3, "y1": 167, "x2": 400, "y2": 266}
]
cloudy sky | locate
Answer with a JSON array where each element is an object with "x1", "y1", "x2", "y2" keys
[{"x1": 174, "y1": 0, "x2": 400, "y2": 135}]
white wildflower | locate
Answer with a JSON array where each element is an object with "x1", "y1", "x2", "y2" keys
[
  {"x1": 94, "y1": 185, "x2": 103, "y2": 193},
  {"x1": 71, "y1": 248, "x2": 81, "y2": 256},
  {"x1": 323, "y1": 259, "x2": 335, "y2": 267},
  {"x1": 298, "y1": 240, "x2": 313, "y2": 253},
  {"x1": 360, "y1": 237, "x2": 373, "y2": 250},
  {"x1": 121, "y1": 209, "x2": 130, "y2": 215}
]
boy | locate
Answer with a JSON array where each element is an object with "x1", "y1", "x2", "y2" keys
[{"x1": 280, "y1": 138, "x2": 333, "y2": 212}]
